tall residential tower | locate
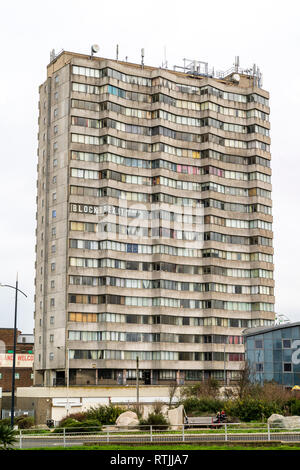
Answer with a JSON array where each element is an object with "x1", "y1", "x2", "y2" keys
[{"x1": 34, "y1": 51, "x2": 274, "y2": 386}]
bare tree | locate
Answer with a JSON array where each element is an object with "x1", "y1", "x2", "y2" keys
[
  {"x1": 152, "y1": 400, "x2": 164, "y2": 414},
  {"x1": 168, "y1": 381, "x2": 178, "y2": 408},
  {"x1": 235, "y1": 361, "x2": 256, "y2": 399},
  {"x1": 180, "y1": 378, "x2": 220, "y2": 400}
]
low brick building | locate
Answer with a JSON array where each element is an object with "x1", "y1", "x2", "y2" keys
[{"x1": 0, "y1": 329, "x2": 34, "y2": 392}]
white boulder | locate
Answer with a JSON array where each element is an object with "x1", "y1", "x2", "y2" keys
[
  {"x1": 115, "y1": 411, "x2": 139, "y2": 428},
  {"x1": 167, "y1": 405, "x2": 184, "y2": 430},
  {"x1": 268, "y1": 413, "x2": 300, "y2": 429}
]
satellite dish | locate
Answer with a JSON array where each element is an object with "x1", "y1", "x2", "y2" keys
[
  {"x1": 232, "y1": 73, "x2": 240, "y2": 83},
  {"x1": 91, "y1": 44, "x2": 99, "y2": 55}
]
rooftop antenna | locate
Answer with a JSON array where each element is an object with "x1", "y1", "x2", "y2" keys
[
  {"x1": 141, "y1": 48, "x2": 145, "y2": 68},
  {"x1": 116, "y1": 44, "x2": 119, "y2": 61},
  {"x1": 234, "y1": 56, "x2": 240, "y2": 72},
  {"x1": 90, "y1": 44, "x2": 99, "y2": 57},
  {"x1": 50, "y1": 49, "x2": 56, "y2": 62},
  {"x1": 253, "y1": 64, "x2": 257, "y2": 87},
  {"x1": 162, "y1": 46, "x2": 168, "y2": 69}
]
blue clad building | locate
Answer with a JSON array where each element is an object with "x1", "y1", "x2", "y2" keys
[{"x1": 243, "y1": 322, "x2": 300, "y2": 387}]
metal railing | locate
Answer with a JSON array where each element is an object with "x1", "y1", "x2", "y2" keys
[
  {"x1": 14, "y1": 422, "x2": 300, "y2": 449},
  {"x1": 1, "y1": 410, "x2": 34, "y2": 419}
]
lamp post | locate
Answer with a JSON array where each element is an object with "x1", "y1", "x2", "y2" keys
[
  {"x1": 0, "y1": 275, "x2": 27, "y2": 428},
  {"x1": 136, "y1": 356, "x2": 139, "y2": 415},
  {"x1": 57, "y1": 346, "x2": 70, "y2": 415},
  {"x1": 224, "y1": 342, "x2": 227, "y2": 387}
]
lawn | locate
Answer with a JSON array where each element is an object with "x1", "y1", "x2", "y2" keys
[{"x1": 20, "y1": 443, "x2": 300, "y2": 451}]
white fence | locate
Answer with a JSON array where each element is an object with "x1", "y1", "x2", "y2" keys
[{"x1": 15, "y1": 423, "x2": 300, "y2": 449}]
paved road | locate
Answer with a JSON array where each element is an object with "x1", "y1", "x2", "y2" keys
[{"x1": 16, "y1": 432, "x2": 300, "y2": 449}]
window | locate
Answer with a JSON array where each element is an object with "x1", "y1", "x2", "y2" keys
[
  {"x1": 283, "y1": 363, "x2": 292, "y2": 372},
  {"x1": 52, "y1": 210, "x2": 56, "y2": 218},
  {"x1": 50, "y1": 316, "x2": 54, "y2": 324},
  {"x1": 49, "y1": 352, "x2": 54, "y2": 361},
  {"x1": 50, "y1": 298, "x2": 55, "y2": 307},
  {"x1": 51, "y1": 280, "x2": 55, "y2": 289},
  {"x1": 51, "y1": 263, "x2": 56, "y2": 271},
  {"x1": 15, "y1": 373, "x2": 20, "y2": 380},
  {"x1": 50, "y1": 334, "x2": 54, "y2": 342},
  {"x1": 0, "y1": 373, "x2": 2, "y2": 379},
  {"x1": 283, "y1": 339, "x2": 291, "y2": 348},
  {"x1": 255, "y1": 339, "x2": 263, "y2": 349}
]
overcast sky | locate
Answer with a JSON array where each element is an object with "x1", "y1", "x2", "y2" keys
[{"x1": 0, "y1": 0, "x2": 299, "y2": 333}]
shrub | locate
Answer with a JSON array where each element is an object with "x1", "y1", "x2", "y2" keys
[
  {"x1": 140, "y1": 412, "x2": 169, "y2": 430},
  {"x1": 64, "y1": 419, "x2": 102, "y2": 433},
  {"x1": 152, "y1": 401, "x2": 164, "y2": 414},
  {"x1": 85, "y1": 405, "x2": 125, "y2": 425},
  {"x1": 226, "y1": 399, "x2": 284, "y2": 422},
  {"x1": 0, "y1": 419, "x2": 10, "y2": 427},
  {"x1": 233, "y1": 400, "x2": 264, "y2": 422},
  {"x1": 61, "y1": 412, "x2": 88, "y2": 423},
  {"x1": 59, "y1": 418, "x2": 79, "y2": 428},
  {"x1": 180, "y1": 380, "x2": 298, "y2": 422},
  {"x1": 15, "y1": 416, "x2": 34, "y2": 429},
  {"x1": 128, "y1": 404, "x2": 144, "y2": 420},
  {"x1": 59, "y1": 413, "x2": 88, "y2": 427},
  {"x1": 181, "y1": 397, "x2": 224, "y2": 416},
  {"x1": 0, "y1": 423, "x2": 17, "y2": 449},
  {"x1": 181, "y1": 379, "x2": 220, "y2": 399},
  {"x1": 54, "y1": 418, "x2": 102, "y2": 433},
  {"x1": 290, "y1": 399, "x2": 300, "y2": 416}
]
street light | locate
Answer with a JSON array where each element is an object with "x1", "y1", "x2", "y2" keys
[
  {"x1": 136, "y1": 356, "x2": 139, "y2": 415},
  {"x1": 224, "y1": 342, "x2": 226, "y2": 387},
  {"x1": 0, "y1": 274, "x2": 27, "y2": 428},
  {"x1": 57, "y1": 346, "x2": 70, "y2": 415}
]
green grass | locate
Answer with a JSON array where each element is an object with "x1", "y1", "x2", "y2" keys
[
  {"x1": 19, "y1": 443, "x2": 300, "y2": 451},
  {"x1": 19, "y1": 427, "x2": 300, "y2": 436}
]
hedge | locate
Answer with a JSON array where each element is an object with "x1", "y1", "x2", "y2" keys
[{"x1": 181, "y1": 397, "x2": 300, "y2": 422}]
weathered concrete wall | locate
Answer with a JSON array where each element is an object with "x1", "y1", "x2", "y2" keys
[{"x1": 17, "y1": 385, "x2": 181, "y2": 424}]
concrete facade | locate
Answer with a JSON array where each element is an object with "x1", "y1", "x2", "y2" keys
[
  {"x1": 34, "y1": 51, "x2": 274, "y2": 387},
  {"x1": 16, "y1": 385, "x2": 180, "y2": 424}
]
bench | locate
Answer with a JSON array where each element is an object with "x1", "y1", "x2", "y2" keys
[{"x1": 185, "y1": 416, "x2": 214, "y2": 428}]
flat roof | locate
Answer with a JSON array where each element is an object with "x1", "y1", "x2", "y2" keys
[
  {"x1": 47, "y1": 50, "x2": 263, "y2": 91},
  {"x1": 243, "y1": 322, "x2": 300, "y2": 337}
]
